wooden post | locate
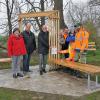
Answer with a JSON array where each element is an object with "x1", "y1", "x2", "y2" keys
[
  {"x1": 57, "y1": 11, "x2": 61, "y2": 59},
  {"x1": 18, "y1": 17, "x2": 23, "y2": 32}
]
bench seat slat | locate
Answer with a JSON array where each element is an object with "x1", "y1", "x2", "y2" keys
[{"x1": 49, "y1": 59, "x2": 100, "y2": 75}]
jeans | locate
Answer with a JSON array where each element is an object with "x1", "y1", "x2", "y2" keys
[
  {"x1": 12, "y1": 56, "x2": 21, "y2": 74},
  {"x1": 39, "y1": 54, "x2": 47, "y2": 71},
  {"x1": 23, "y1": 54, "x2": 31, "y2": 72}
]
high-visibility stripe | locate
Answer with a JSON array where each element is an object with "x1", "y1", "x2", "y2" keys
[{"x1": 75, "y1": 37, "x2": 82, "y2": 41}]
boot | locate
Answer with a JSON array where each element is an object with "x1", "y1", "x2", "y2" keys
[
  {"x1": 13, "y1": 74, "x2": 17, "y2": 78},
  {"x1": 40, "y1": 70, "x2": 43, "y2": 75},
  {"x1": 42, "y1": 69, "x2": 47, "y2": 73},
  {"x1": 17, "y1": 73, "x2": 23, "y2": 77}
]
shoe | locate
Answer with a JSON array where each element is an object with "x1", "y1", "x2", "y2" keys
[
  {"x1": 13, "y1": 74, "x2": 17, "y2": 78},
  {"x1": 17, "y1": 73, "x2": 23, "y2": 77},
  {"x1": 23, "y1": 71, "x2": 27, "y2": 75},
  {"x1": 40, "y1": 70, "x2": 43, "y2": 75},
  {"x1": 42, "y1": 69, "x2": 47, "y2": 73},
  {"x1": 28, "y1": 70, "x2": 33, "y2": 72}
]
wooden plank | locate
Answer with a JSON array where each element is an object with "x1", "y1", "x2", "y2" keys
[
  {"x1": 88, "y1": 42, "x2": 95, "y2": 45},
  {"x1": 0, "y1": 58, "x2": 11, "y2": 63},
  {"x1": 88, "y1": 45, "x2": 96, "y2": 47},
  {"x1": 87, "y1": 48, "x2": 96, "y2": 51}
]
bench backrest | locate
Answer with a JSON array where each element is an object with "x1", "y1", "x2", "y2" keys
[{"x1": 88, "y1": 42, "x2": 96, "y2": 51}]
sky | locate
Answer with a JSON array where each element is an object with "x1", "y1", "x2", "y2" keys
[{"x1": 72, "y1": 0, "x2": 88, "y2": 3}]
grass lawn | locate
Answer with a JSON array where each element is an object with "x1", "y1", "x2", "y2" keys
[
  {"x1": 0, "y1": 87, "x2": 76, "y2": 100},
  {"x1": 87, "y1": 49, "x2": 100, "y2": 66},
  {"x1": 0, "y1": 87, "x2": 100, "y2": 100}
]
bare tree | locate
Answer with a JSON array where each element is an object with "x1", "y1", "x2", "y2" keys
[
  {"x1": 64, "y1": 0, "x2": 100, "y2": 26},
  {"x1": 5, "y1": 0, "x2": 14, "y2": 34},
  {"x1": 0, "y1": 0, "x2": 19, "y2": 35},
  {"x1": 25, "y1": 0, "x2": 45, "y2": 30}
]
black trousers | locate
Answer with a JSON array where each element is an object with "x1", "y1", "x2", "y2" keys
[
  {"x1": 62, "y1": 42, "x2": 69, "y2": 58},
  {"x1": 23, "y1": 54, "x2": 31, "y2": 72}
]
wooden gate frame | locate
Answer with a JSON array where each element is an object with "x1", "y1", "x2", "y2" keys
[{"x1": 18, "y1": 10, "x2": 60, "y2": 67}]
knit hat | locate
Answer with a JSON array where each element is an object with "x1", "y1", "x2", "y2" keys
[{"x1": 13, "y1": 28, "x2": 20, "y2": 33}]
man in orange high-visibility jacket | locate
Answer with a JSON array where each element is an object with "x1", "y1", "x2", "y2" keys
[{"x1": 74, "y1": 24, "x2": 89, "y2": 62}]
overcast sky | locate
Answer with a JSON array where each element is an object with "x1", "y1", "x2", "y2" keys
[{"x1": 72, "y1": 0, "x2": 88, "y2": 3}]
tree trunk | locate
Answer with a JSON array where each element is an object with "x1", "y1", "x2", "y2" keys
[
  {"x1": 6, "y1": 0, "x2": 12, "y2": 35},
  {"x1": 40, "y1": 0, "x2": 45, "y2": 25},
  {"x1": 54, "y1": 0, "x2": 67, "y2": 29}
]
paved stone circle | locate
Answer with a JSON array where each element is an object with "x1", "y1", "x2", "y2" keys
[{"x1": 0, "y1": 65, "x2": 100, "y2": 96}]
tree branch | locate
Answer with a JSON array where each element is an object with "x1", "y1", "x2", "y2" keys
[
  {"x1": 26, "y1": 0, "x2": 41, "y2": 29},
  {"x1": 0, "y1": 1, "x2": 7, "y2": 6}
]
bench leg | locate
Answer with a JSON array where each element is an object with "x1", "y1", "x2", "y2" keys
[
  {"x1": 85, "y1": 57, "x2": 86, "y2": 64},
  {"x1": 85, "y1": 58, "x2": 86, "y2": 64},
  {"x1": 88, "y1": 74, "x2": 91, "y2": 89},
  {"x1": 87, "y1": 75, "x2": 100, "y2": 90},
  {"x1": 96, "y1": 75, "x2": 98, "y2": 87}
]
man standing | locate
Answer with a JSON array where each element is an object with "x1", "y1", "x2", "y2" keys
[
  {"x1": 22, "y1": 22, "x2": 36, "y2": 74},
  {"x1": 62, "y1": 27, "x2": 69, "y2": 58},
  {"x1": 38, "y1": 25, "x2": 49, "y2": 75},
  {"x1": 74, "y1": 23, "x2": 89, "y2": 62}
]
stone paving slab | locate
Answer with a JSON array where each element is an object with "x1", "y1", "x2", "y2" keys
[{"x1": 0, "y1": 65, "x2": 100, "y2": 96}]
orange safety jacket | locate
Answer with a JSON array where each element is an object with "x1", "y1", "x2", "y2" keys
[
  {"x1": 81, "y1": 31, "x2": 89, "y2": 50},
  {"x1": 63, "y1": 33, "x2": 68, "y2": 40},
  {"x1": 75, "y1": 29, "x2": 89, "y2": 51}
]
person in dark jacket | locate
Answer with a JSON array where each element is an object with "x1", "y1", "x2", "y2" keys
[
  {"x1": 22, "y1": 22, "x2": 36, "y2": 74},
  {"x1": 38, "y1": 25, "x2": 49, "y2": 75},
  {"x1": 62, "y1": 27, "x2": 69, "y2": 58}
]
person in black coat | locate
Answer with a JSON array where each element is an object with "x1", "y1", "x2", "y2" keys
[
  {"x1": 22, "y1": 22, "x2": 36, "y2": 74},
  {"x1": 38, "y1": 25, "x2": 49, "y2": 75}
]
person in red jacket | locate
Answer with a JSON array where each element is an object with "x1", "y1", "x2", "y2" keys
[{"x1": 7, "y1": 28, "x2": 27, "y2": 78}]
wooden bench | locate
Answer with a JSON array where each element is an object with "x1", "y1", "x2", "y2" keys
[
  {"x1": 49, "y1": 58, "x2": 100, "y2": 89},
  {"x1": 0, "y1": 58, "x2": 12, "y2": 63}
]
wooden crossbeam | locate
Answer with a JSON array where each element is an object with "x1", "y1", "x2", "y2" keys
[{"x1": 18, "y1": 10, "x2": 59, "y2": 19}]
